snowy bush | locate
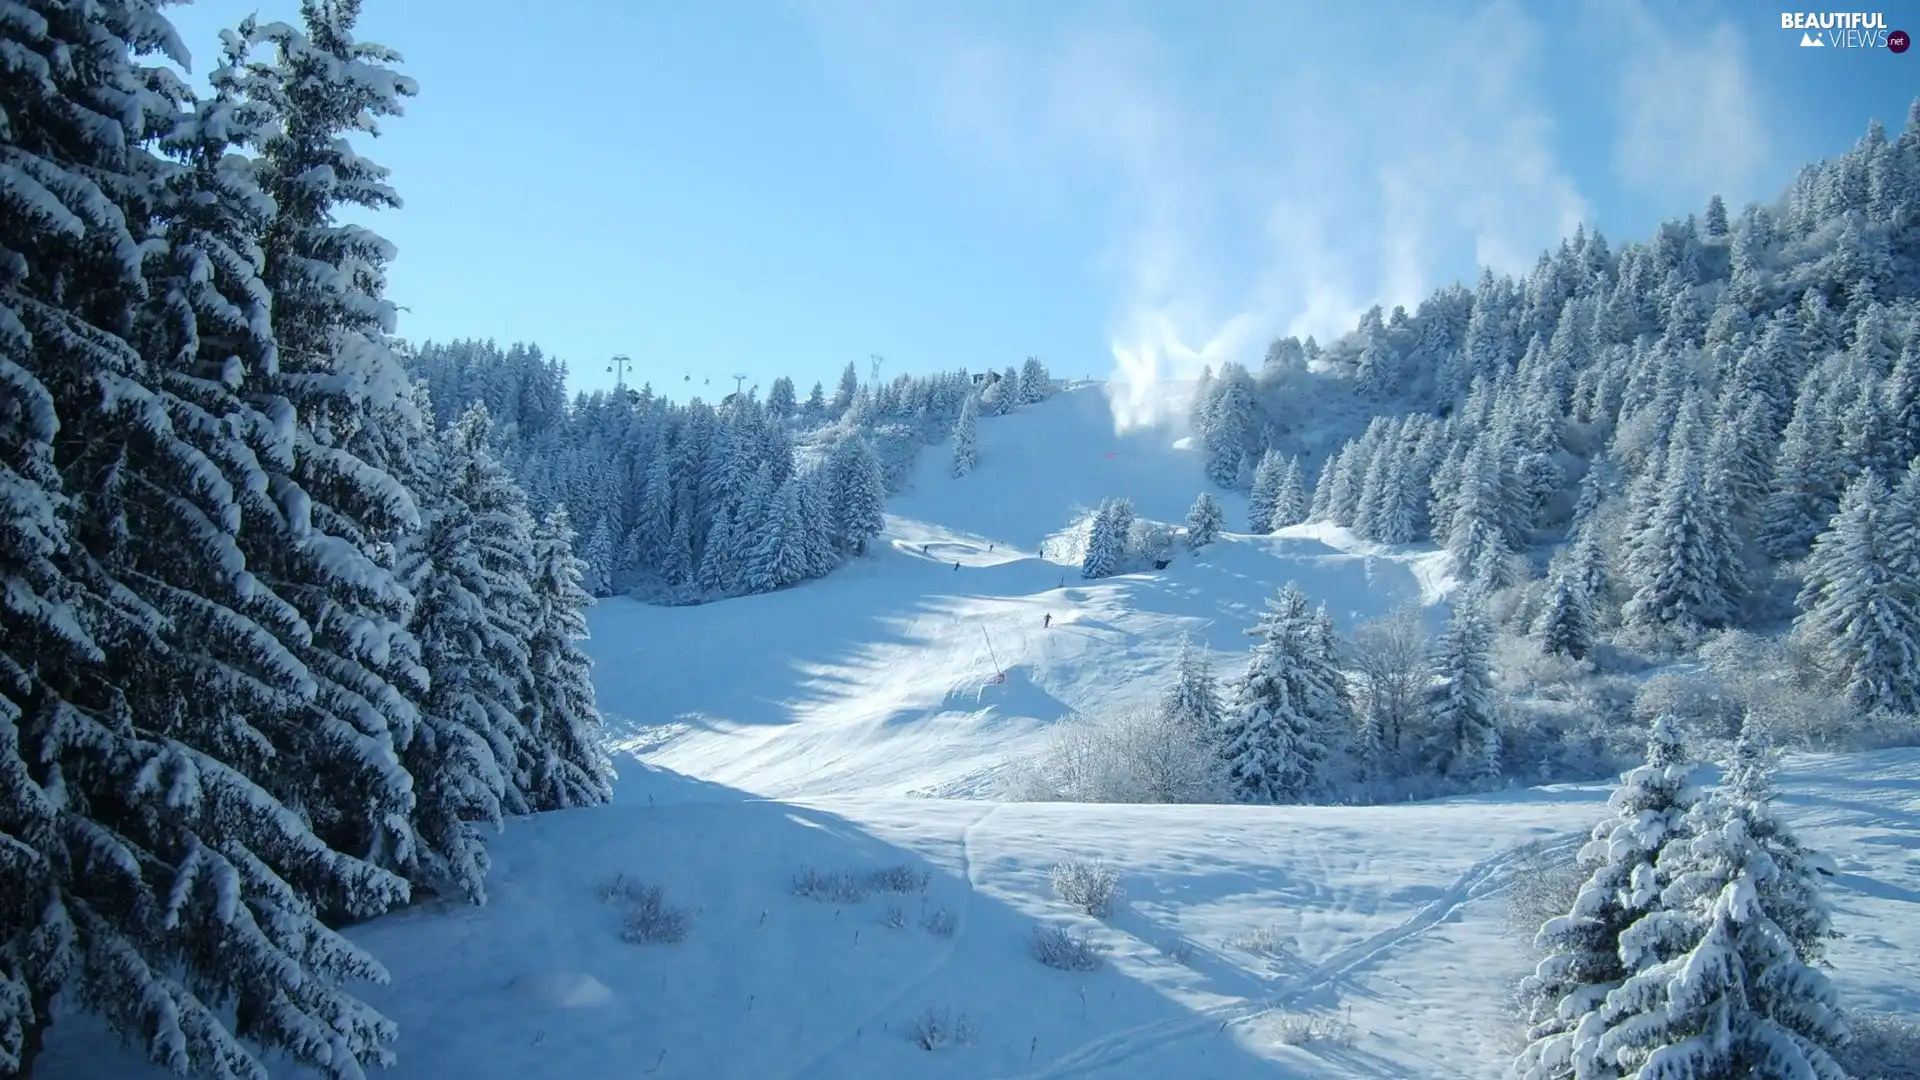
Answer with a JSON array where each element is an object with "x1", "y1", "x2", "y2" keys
[
  {"x1": 881, "y1": 904, "x2": 907, "y2": 929},
  {"x1": 1226, "y1": 925, "x2": 1288, "y2": 957},
  {"x1": 867, "y1": 864, "x2": 932, "y2": 894},
  {"x1": 907, "y1": 1005, "x2": 978, "y2": 1050},
  {"x1": 1501, "y1": 840, "x2": 1584, "y2": 960},
  {"x1": 921, "y1": 905, "x2": 958, "y2": 937},
  {"x1": 1159, "y1": 937, "x2": 1196, "y2": 965},
  {"x1": 792, "y1": 867, "x2": 869, "y2": 904},
  {"x1": 596, "y1": 878, "x2": 691, "y2": 945},
  {"x1": 1271, "y1": 1011, "x2": 1359, "y2": 1047},
  {"x1": 1030, "y1": 924, "x2": 1108, "y2": 971},
  {"x1": 1050, "y1": 857, "x2": 1124, "y2": 918},
  {"x1": 999, "y1": 704, "x2": 1227, "y2": 805},
  {"x1": 1843, "y1": 1010, "x2": 1920, "y2": 1080},
  {"x1": 1632, "y1": 670, "x2": 1744, "y2": 741}
]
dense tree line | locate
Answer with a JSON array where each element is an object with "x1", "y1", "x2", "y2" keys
[
  {"x1": 405, "y1": 346, "x2": 1053, "y2": 602},
  {"x1": 0, "y1": 4, "x2": 608, "y2": 1077},
  {"x1": 1183, "y1": 103, "x2": 1920, "y2": 730}
]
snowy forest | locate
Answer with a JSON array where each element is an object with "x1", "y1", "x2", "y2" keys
[
  {"x1": 1, "y1": 4, "x2": 614, "y2": 1078},
  {"x1": 1011, "y1": 100, "x2": 1920, "y2": 815},
  {"x1": 402, "y1": 344, "x2": 1054, "y2": 602}
]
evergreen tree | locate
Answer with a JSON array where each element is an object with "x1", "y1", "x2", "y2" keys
[
  {"x1": 1422, "y1": 604, "x2": 1500, "y2": 782},
  {"x1": 1538, "y1": 572, "x2": 1595, "y2": 661},
  {"x1": 1217, "y1": 583, "x2": 1343, "y2": 802},
  {"x1": 521, "y1": 506, "x2": 614, "y2": 812},
  {"x1": 398, "y1": 406, "x2": 536, "y2": 904},
  {"x1": 1160, "y1": 635, "x2": 1224, "y2": 737},
  {"x1": 951, "y1": 394, "x2": 978, "y2": 477},
  {"x1": 1081, "y1": 498, "x2": 1129, "y2": 579},
  {"x1": 1589, "y1": 776, "x2": 1848, "y2": 1078},
  {"x1": 1794, "y1": 471, "x2": 1920, "y2": 714},
  {"x1": 827, "y1": 435, "x2": 885, "y2": 554},
  {"x1": 1271, "y1": 455, "x2": 1308, "y2": 529},
  {"x1": 1246, "y1": 449, "x2": 1286, "y2": 533},
  {"x1": 1018, "y1": 356, "x2": 1051, "y2": 404},
  {"x1": 1185, "y1": 491, "x2": 1223, "y2": 549},
  {"x1": 1622, "y1": 434, "x2": 1742, "y2": 635},
  {"x1": 833, "y1": 360, "x2": 859, "y2": 414},
  {"x1": 1513, "y1": 718, "x2": 1700, "y2": 1080}
]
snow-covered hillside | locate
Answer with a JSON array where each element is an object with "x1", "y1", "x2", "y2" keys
[
  {"x1": 592, "y1": 383, "x2": 1452, "y2": 800},
  {"x1": 37, "y1": 382, "x2": 1918, "y2": 1080},
  {"x1": 43, "y1": 750, "x2": 1920, "y2": 1080}
]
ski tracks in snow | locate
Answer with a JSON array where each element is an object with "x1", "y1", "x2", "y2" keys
[
  {"x1": 982, "y1": 830, "x2": 1583, "y2": 1080},
  {"x1": 780, "y1": 804, "x2": 1002, "y2": 1080}
]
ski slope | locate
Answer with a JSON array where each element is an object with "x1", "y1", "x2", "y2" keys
[
  {"x1": 38, "y1": 383, "x2": 1919, "y2": 1080},
  {"x1": 42, "y1": 751, "x2": 1920, "y2": 1080},
  {"x1": 593, "y1": 383, "x2": 1455, "y2": 799}
]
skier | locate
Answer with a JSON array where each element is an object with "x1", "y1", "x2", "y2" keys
[
  {"x1": 954, "y1": 561, "x2": 961, "y2": 570},
  {"x1": 921, "y1": 543, "x2": 929, "y2": 554},
  {"x1": 1043, "y1": 612, "x2": 1052, "y2": 629},
  {"x1": 988, "y1": 543, "x2": 994, "y2": 552}
]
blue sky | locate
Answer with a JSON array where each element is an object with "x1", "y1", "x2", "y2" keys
[{"x1": 157, "y1": 0, "x2": 1918, "y2": 404}]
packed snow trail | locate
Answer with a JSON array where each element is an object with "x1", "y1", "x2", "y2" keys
[
  {"x1": 591, "y1": 384, "x2": 1449, "y2": 801},
  {"x1": 981, "y1": 832, "x2": 1585, "y2": 1080}
]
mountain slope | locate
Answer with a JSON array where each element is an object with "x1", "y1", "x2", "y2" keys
[
  {"x1": 592, "y1": 383, "x2": 1452, "y2": 800},
  {"x1": 40, "y1": 749, "x2": 1920, "y2": 1080}
]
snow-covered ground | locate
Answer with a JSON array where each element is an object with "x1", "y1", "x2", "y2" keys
[
  {"x1": 40, "y1": 384, "x2": 1919, "y2": 1079},
  {"x1": 595, "y1": 383, "x2": 1454, "y2": 800}
]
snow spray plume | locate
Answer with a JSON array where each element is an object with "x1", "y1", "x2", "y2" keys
[{"x1": 1103, "y1": 307, "x2": 1263, "y2": 436}]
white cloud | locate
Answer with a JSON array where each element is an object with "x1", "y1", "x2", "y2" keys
[
  {"x1": 797, "y1": 0, "x2": 1594, "y2": 435},
  {"x1": 1601, "y1": 0, "x2": 1772, "y2": 208}
]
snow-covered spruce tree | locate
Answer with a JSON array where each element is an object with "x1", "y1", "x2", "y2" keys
[
  {"x1": 1620, "y1": 420, "x2": 1743, "y2": 637},
  {"x1": 1217, "y1": 583, "x2": 1344, "y2": 803},
  {"x1": 1159, "y1": 634, "x2": 1225, "y2": 738},
  {"x1": 1247, "y1": 449, "x2": 1286, "y2": 533},
  {"x1": 522, "y1": 506, "x2": 615, "y2": 812},
  {"x1": 1185, "y1": 491, "x2": 1223, "y2": 549},
  {"x1": 1081, "y1": 498, "x2": 1128, "y2": 580},
  {"x1": 395, "y1": 405, "x2": 537, "y2": 903},
  {"x1": 1537, "y1": 572, "x2": 1595, "y2": 661},
  {"x1": 744, "y1": 478, "x2": 811, "y2": 592},
  {"x1": 1715, "y1": 730, "x2": 1837, "y2": 963},
  {"x1": 1512, "y1": 717, "x2": 1701, "y2": 1080},
  {"x1": 1018, "y1": 356, "x2": 1051, "y2": 404},
  {"x1": 950, "y1": 394, "x2": 978, "y2": 478},
  {"x1": 4, "y1": 4, "x2": 422, "y2": 1076},
  {"x1": 232, "y1": 0, "x2": 432, "y2": 877},
  {"x1": 1270, "y1": 455, "x2": 1309, "y2": 529},
  {"x1": 827, "y1": 434, "x2": 886, "y2": 554},
  {"x1": 1794, "y1": 470, "x2": 1920, "y2": 715},
  {"x1": 1422, "y1": 602, "x2": 1500, "y2": 783},
  {"x1": 1200, "y1": 363, "x2": 1255, "y2": 489},
  {"x1": 1589, "y1": 772, "x2": 1848, "y2": 1078}
]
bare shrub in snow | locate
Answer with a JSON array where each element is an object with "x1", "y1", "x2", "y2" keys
[
  {"x1": 614, "y1": 883, "x2": 691, "y2": 945},
  {"x1": 1159, "y1": 938, "x2": 1196, "y2": 965},
  {"x1": 908, "y1": 1005, "x2": 978, "y2": 1050},
  {"x1": 791, "y1": 867, "x2": 869, "y2": 904},
  {"x1": 880, "y1": 904, "x2": 906, "y2": 929},
  {"x1": 1632, "y1": 670, "x2": 1743, "y2": 741},
  {"x1": 1350, "y1": 605, "x2": 1430, "y2": 763},
  {"x1": 1843, "y1": 1010, "x2": 1920, "y2": 1080},
  {"x1": 1000, "y1": 704, "x2": 1227, "y2": 804},
  {"x1": 1030, "y1": 924, "x2": 1107, "y2": 971},
  {"x1": 1502, "y1": 841, "x2": 1584, "y2": 960},
  {"x1": 1271, "y1": 1011, "x2": 1359, "y2": 1047},
  {"x1": 866, "y1": 864, "x2": 931, "y2": 894},
  {"x1": 1226, "y1": 925, "x2": 1288, "y2": 957},
  {"x1": 921, "y1": 905, "x2": 958, "y2": 937},
  {"x1": 1050, "y1": 856, "x2": 1124, "y2": 918}
]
